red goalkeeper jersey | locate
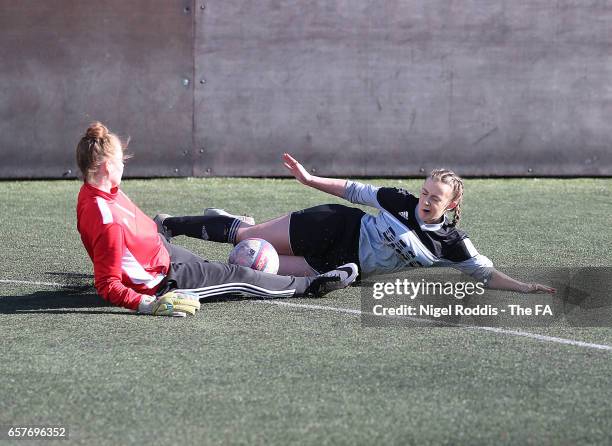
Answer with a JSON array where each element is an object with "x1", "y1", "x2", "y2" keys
[{"x1": 76, "y1": 183, "x2": 170, "y2": 310}]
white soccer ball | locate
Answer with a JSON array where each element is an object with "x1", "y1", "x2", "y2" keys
[{"x1": 228, "y1": 238, "x2": 280, "y2": 274}]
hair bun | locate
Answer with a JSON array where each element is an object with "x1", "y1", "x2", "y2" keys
[{"x1": 85, "y1": 121, "x2": 108, "y2": 140}]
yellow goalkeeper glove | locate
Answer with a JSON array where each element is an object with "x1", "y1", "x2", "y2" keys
[{"x1": 139, "y1": 292, "x2": 201, "y2": 317}]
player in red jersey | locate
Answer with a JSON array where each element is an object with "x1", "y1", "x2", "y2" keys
[{"x1": 75, "y1": 122, "x2": 357, "y2": 317}]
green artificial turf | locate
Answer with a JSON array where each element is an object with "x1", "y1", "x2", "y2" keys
[{"x1": 0, "y1": 178, "x2": 611, "y2": 445}]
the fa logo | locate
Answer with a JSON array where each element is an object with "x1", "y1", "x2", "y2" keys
[{"x1": 535, "y1": 305, "x2": 553, "y2": 315}]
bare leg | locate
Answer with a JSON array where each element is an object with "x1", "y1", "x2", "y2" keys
[
  {"x1": 235, "y1": 214, "x2": 293, "y2": 255},
  {"x1": 161, "y1": 240, "x2": 358, "y2": 299},
  {"x1": 235, "y1": 215, "x2": 317, "y2": 276},
  {"x1": 277, "y1": 255, "x2": 319, "y2": 276}
]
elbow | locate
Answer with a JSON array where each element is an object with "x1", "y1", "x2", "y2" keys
[
  {"x1": 95, "y1": 279, "x2": 115, "y2": 305},
  {"x1": 95, "y1": 276, "x2": 125, "y2": 307}
]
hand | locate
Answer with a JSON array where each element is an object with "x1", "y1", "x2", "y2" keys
[
  {"x1": 522, "y1": 283, "x2": 556, "y2": 294},
  {"x1": 283, "y1": 153, "x2": 312, "y2": 185},
  {"x1": 139, "y1": 291, "x2": 201, "y2": 317}
]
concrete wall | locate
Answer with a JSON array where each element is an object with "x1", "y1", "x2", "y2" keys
[
  {"x1": 1, "y1": 1, "x2": 611, "y2": 178},
  {"x1": 0, "y1": 0, "x2": 193, "y2": 178}
]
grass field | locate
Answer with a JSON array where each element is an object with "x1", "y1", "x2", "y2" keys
[{"x1": 1, "y1": 177, "x2": 611, "y2": 445}]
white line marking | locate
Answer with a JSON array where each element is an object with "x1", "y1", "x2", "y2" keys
[
  {"x1": 0, "y1": 279, "x2": 65, "y2": 287},
  {"x1": 256, "y1": 300, "x2": 612, "y2": 352},
  {"x1": 4, "y1": 279, "x2": 612, "y2": 352}
]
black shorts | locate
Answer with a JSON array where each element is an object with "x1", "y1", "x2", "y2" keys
[{"x1": 289, "y1": 204, "x2": 364, "y2": 274}]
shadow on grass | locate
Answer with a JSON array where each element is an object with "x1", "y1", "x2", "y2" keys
[
  {"x1": 0, "y1": 286, "x2": 134, "y2": 315},
  {"x1": 45, "y1": 271, "x2": 94, "y2": 281},
  {"x1": 0, "y1": 284, "x2": 275, "y2": 315}
]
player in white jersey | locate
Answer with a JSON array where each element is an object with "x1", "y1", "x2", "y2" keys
[{"x1": 157, "y1": 153, "x2": 554, "y2": 294}]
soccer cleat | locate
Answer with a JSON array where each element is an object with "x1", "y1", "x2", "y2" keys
[
  {"x1": 304, "y1": 263, "x2": 359, "y2": 297},
  {"x1": 153, "y1": 213, "x2": 173, "y2": 241},
  {"x1": 203, "y1": 208, "x2": 255, "y2": 226}
]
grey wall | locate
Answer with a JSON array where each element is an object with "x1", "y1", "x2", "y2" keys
[
  {"x1": 0, "y1": 0, "x2": 193, "y2": 178},
  {"x1": 1, "y1": 1, "x2": 611, "y2": 178}
]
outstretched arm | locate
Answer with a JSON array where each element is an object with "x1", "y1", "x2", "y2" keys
[
  {"x1": 487, "y1": 269, "x2": 556, "y2": 294},
  {"x1": 452, "y1": 251, "x2": 555, "y2": 295},
  {"x1": 283, "y1": 153, "x2": 414, "y2": 210},
  {"x1": 283, "y1": 153, "x2": 347, "y2": 198}
]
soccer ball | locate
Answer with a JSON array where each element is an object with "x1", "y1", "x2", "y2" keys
[{"x1": 228, "y1": 238, "x2": 280, "y2": 274}]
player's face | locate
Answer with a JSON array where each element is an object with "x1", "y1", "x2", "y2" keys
[
  {"x1": 106, "y1": 145, "x2": 125, "y2": 188},
  {"x1": 417, "y1": 178, "x2": 456, "y2": 223}
]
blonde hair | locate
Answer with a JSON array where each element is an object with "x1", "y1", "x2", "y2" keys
[
  {"x1": 75, "y1": 122, "x2": 128, "y2": 181},
  {"x1": 429, "y1": 168, "x2": 464, "y2": 226}
]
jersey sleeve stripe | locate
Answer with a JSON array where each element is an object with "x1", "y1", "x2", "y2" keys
[
  {"x1": 96, "y1": 197, "x2": 114, "y2": 224},
  {"x1": 463, "y1": 238, "x2": 478, "y2": 257},
  {"x1": 114, "y1": 202, "x2": 136, "y2": 218},
  {"x1": 121, "y1": 248, "x2": 166, "y2": 288}
]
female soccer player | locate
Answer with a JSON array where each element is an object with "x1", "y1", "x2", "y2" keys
[
  {"x1": 158, "y1": 154, "x2": 554, "y2": 294},
  {"x1": 75, "y1": 124, "x2": 357, "y2": 317}
]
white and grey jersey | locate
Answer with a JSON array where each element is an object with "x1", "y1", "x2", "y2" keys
[{"x1": 344, "y1": 181, "x2": 494, "y2": 281}]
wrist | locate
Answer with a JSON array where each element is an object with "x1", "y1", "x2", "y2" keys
[
  {"x1": 138, "y1": 295, "x2": 156, "y2": 314},
  {"x1": 302, "y1": 173, "x2": 315, "y2": 185}
]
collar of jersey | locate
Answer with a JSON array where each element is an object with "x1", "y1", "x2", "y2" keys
[
  {"x1": 415, "y1": 204, "x2": 446, "y2": 232},
  {"x1": 85, "y1": 182, "x2": 119, "y2": 200}
]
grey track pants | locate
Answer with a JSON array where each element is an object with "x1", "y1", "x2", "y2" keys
[{"x1": 156, "y1": 240, "x2": 314, "y2": 301}]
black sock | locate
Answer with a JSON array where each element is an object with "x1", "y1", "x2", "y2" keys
[{"x1": 163, "y1": 216, "x2": 241, "y2": 243}]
